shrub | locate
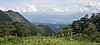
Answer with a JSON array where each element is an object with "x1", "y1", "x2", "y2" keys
[
  {"x1": 7, "y1": 35, "x2": 16, "y2": 40},
  {"x1": 0, "y1": 37, "x2": 5, "y2": 41}
]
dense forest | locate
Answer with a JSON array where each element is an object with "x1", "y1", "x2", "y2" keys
[
  {"x1": 59, "y1": 13, "x2": 100, "y2": 43},
  {"x1": 0, "y1": 10, "x2": 54, "y2": 41},
  {"x1": 0, "y1": 10, "x2": 55, "y2": 36}
]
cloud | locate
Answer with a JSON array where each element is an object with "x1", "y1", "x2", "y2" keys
[
  {"x1": 52, "y1": 8, "x2": 65, "y2": 12},
  {"x1": 52, "y1": 4, "x2": 89, "y2": 13},
  {"x1": 84, "y1": 1, "x2": 100, "y2": 13},
  {"x1": 49, "y1": 0, "x2": 100, "y2": 13},
  {"x1": 90, "y1": 1, "x2": 100, "y2": 6},
  {"x1": 65, "y1": 7, "x2": 72, "y2": 12},
  {"x1": 51, "y1": 2, "x2": 100, "y2": 13},
  {"x1": 12, "y1": 7, "x2": 21, "y2": 12},
  {"x1": 79, "y1": 7, "x2": 89, "y2": 12},
  {"x1": 0, "y1": 6, "x2": 8, "y2": 11},
  {"x1": 22, "y1": 4, "x2": 38, "y2": 12},
  {"x1": 0, "y1": 6, "x2": 21, "y2": 12},
  {"x1": 51, "y1": 4, "x2": 90, "y2": 13},
  {"x1": 86, "y1": 1, "x2": 100, "y2": 8},
  {"x1": 0, "y1": 4, "x2": 39, "y2": 12}
]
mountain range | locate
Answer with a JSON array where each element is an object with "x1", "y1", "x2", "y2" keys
[{"x1": 22, "y1": 12, "x2": 92, "y2": 24}]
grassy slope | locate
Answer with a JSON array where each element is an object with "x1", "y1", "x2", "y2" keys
[{"x1": 0, "y1": 36, "x2": 100, "y2": 45}]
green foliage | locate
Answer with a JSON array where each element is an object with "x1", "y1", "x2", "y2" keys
[
  {"x1": 12, "y1": 22, "x2": 31, "y2": 36},
  {"x1": 7, "y1": 35, "x2": 16, "y2": 40},
  {"x1": 0, "y1": 35, "x2": 16, "y2": 42},
  {"x1": 0, "y1": 37, "x2": 5, "y2": 41},
  {"x1": 0, "y1": 21, "x2": 34, "y2": 36},
  {"x1": 35, "y1": 24, "x2": 55, "y2": 36},
  {"x1": 61, "y1": 25, "x2": 73, "y2": 37},
  {"x1": 0, "y1": 36, "x2": 99, "y2": 45},
  {"x1": 61, "y1": 13, "x2": 100, "y2": 43},
  {"x1": 72, "y1": 14, "x2": 100, "y2": 43},
  {"x1": 0, "y1": 23, "x2": 16, "y2": 36},
  {"x1": 0, "y1": 10, "x2": 36, "y2": 36}
]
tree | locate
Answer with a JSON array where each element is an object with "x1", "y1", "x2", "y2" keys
[
  {"x1": 61, "y1": 25, "x2": 73, "y2": 37},
  {"x1": 72, "y1": 20, "x2": 83, "y2": 33},
  {"x1": 0, "y1": 23, "x2": 15, "y2": 36},
  {"x1": 12, "y1": 22, "x2": 31, "y2": 36},
  {"x1": 82, "y1": 22, "x2": 97, "y2": 35}
]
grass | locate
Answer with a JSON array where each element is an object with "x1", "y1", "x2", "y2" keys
[{"x1": 0, "y1": 36, "x2": 100, "y2": 45}]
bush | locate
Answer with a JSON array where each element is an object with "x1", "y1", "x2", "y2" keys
[
  {"x1": 0, "y1": 37, "x2": 5, "y2": 41},
  {"x1": 7, "y1": 35, "x2": 16, "y2": 40}
]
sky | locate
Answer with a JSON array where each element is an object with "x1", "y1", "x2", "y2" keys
[
  {"x1": 0, "y1": 0, "x2": 100, "y2": 13},
  {"x1": 0, "y1": 0, "x2": 100, "y2": 24}
]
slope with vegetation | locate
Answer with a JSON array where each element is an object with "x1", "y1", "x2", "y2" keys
[
  {"x1": 0, "y1": 10, "x2": 36, "y2": 37},
  {"x1": 0, "y1": 10, "x2": 54, "y2": 41},
  {"x1": 59, "y1": 13, "x2": 100, "y2": 43}
]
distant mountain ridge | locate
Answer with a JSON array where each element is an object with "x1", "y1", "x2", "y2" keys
[
  {"x1": 33, "y1": 23, "x2": 67, "y2": 33},
  {"x1": 46, "y1": 24, "x2": 67, "y2": 32},
  {"x1": 0, "y1": 10, "x2": 32, "y2": 26}
]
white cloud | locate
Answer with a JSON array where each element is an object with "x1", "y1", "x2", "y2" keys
[
  {"x1": 12, "y1": 7, "x2": 21, "y2": 12},
  {"x1": 50, "y1": 1, "x2": 100, "y2": 13},
  {"x1": 0, "y1": 4, "x2": 39, "y2": 12},
  {"x1": 84, "y1": 1, "x2": 100, "y2": 13},
  {"x1": 66, "y1": 4, "x2": 90, "y2": 13},
  {"x1": 24, "y1": 4, "x2": 38, "y2": 12},
  {"x1": 22, "y1": 8, "x2": 27, "y2": 12},
  {"x1": 65, "y1": 7, "x2": 72, "y2": 12},
  {"x1": 52, "y1": 8, "x2": 65, "y2": 12},
  {"x1": 0, "y1": 6, "x2": 8, "y2": 11},
  {"x1": 80, "y1": 7, "x2": 89, "y2": 12},
  {"x1": 85, "y1": 1, "x2": 100, "y2": 7},
  {"x1": 51, "y1": 4, "x2": 89, "y2": 13},
  {"x1": 90, "y1": 1, "x2": 100, "y2": 6},
  {"x1": 90, "y1": 1, "x2": 96, "y2": 6},
  {"x1": 0, "y1": 6, "x2": 21, "y2": 12}
]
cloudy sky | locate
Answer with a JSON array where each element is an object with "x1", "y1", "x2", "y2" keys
[
  {"x1": 0, "y1": 0, "x2": 100, "y2": 13},
  {"x1": 0, "y1": 0, "x2": 100, "y2": 24}
]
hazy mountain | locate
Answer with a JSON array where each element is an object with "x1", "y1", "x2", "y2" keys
[
  {"x1": 34, "y1": 23, "x2": 67, "y2": 33},
  {"x1": 46, "y1": 24, "x2": 67, "y2": 32},
  {"x1": 0, "y1": 10, "x2": 33, "y2": 26},
  {"x1": 22, "y1": 12, "x2": 91, "y2": 24}
]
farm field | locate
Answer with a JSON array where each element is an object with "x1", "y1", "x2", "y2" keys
[{"x1": 0, "y1": 36, "x2": 100, "y2": 45}]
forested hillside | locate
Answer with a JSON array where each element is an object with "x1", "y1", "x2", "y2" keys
[
  {"x1": 59, "y1": 13, "x2": 100, "y2": 43},
  {"x1": 0, "y1": 10, "x2": 54, "y2": 37},
  {"x1": 0, "y1": 10, "x2": 35, "y2": 37}
]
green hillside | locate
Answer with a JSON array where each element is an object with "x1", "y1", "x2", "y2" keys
[{"x1": 59, "y1": 13, "x2": 100, "y2": 43}]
